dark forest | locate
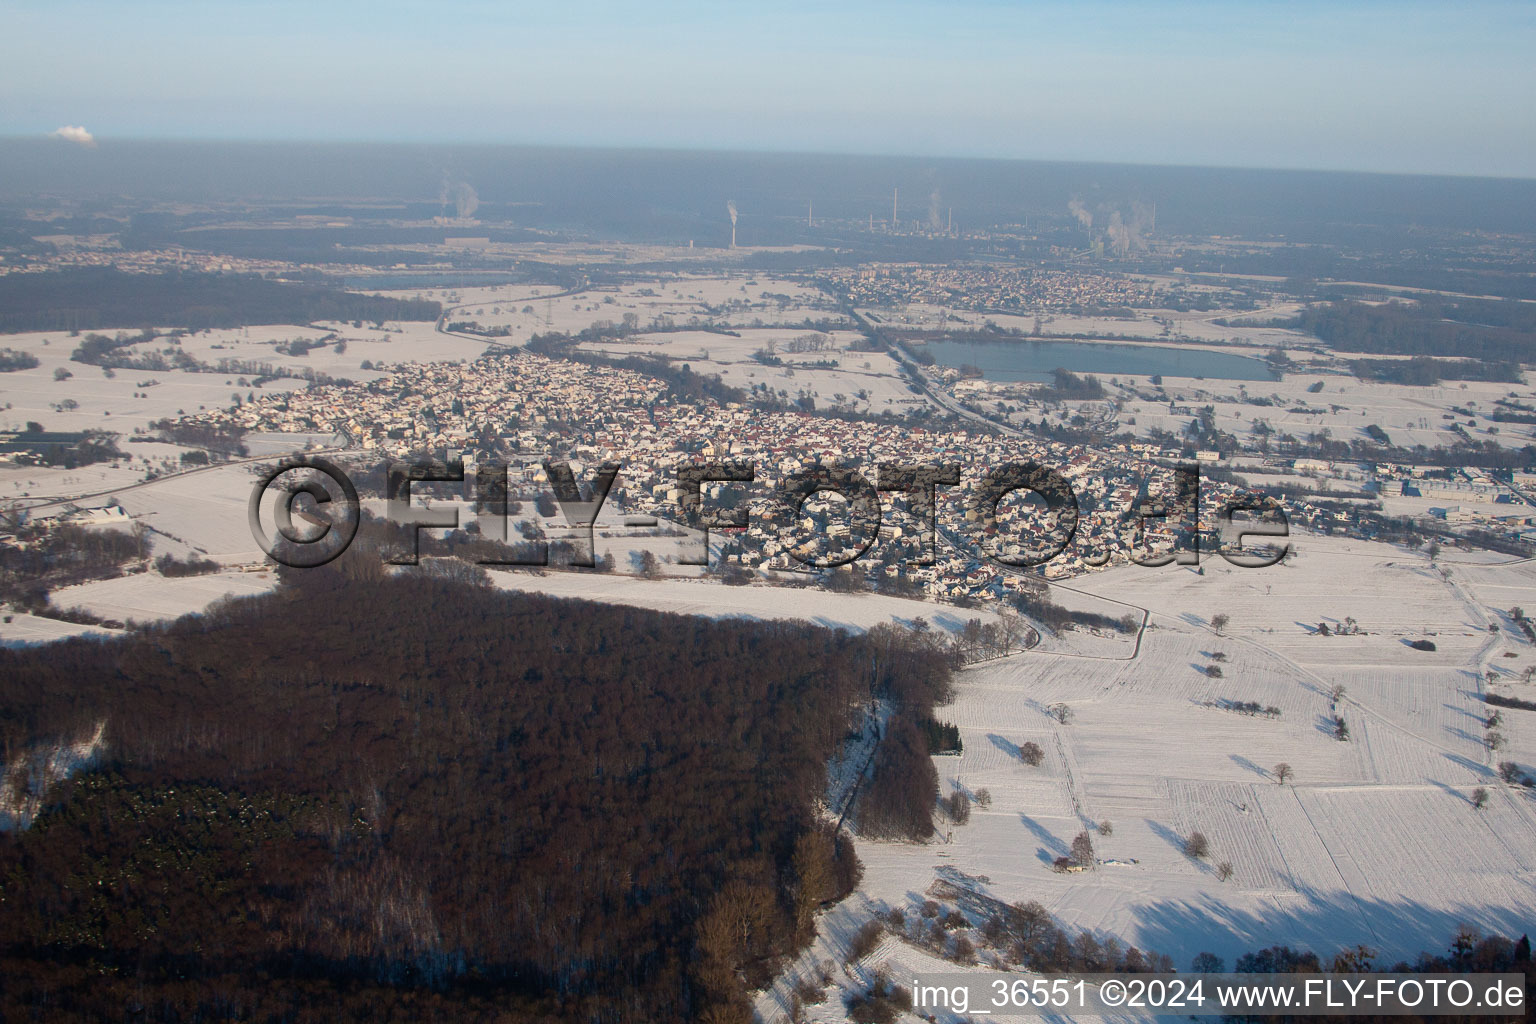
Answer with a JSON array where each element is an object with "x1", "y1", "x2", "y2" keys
[
  {"x1": 0, "y1": 570, "x2": 953, "y2": 1022},
  {"x1": 0, "y1": 269, "x2": 441, "y2": 333}
]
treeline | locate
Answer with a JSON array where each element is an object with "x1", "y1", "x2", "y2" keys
[
  {"x1": 0, "y1": 568, "x2": 951, "y2": 1022},
  {"x1": 602, "y1": 354, "x2": 749, "y2": 407},
  {"x1": 318, "y1": 510, "x2": 596, "y2": 569},
  {"x1": 1042, "y1": 367, "x2": 1106, "y2": 400},
  {"x1": 1212, "y1": 927, "x2": 1532, "y2": 1024},
  {"x1": 525, "y1": 329, "x2": 751, "y2": 407},
  {"x1": 447, "y1": 320, "x2": 512, "y2": 337},
  {"x1": 1008, "y1": 583, "x2": 1139, "y2": 635},
  {"x1": 853, "y1": 623, "x2": 960, "y2": 842},
  {"x1": 72, "y1": 330, "x2": 341, "y2": 385},
  {"x1": 0, "y1": 429, "x2": 121, "y2": 469},
  {"x1": 871, "y1": 902, "x2": 1529, "y2": 1023},
  {"x1": 1347, "y1": 356, "x2": 1521, "y2": 385},
  {"x1": 150, "y1": 418, "x2": 249, "y2": 456},
  {"x1": 1293, "y1": 299, "x2": 1536, "y2": 365},
  {"x1": 1190, "y1": 251, "x2": 1536, "y2": 302},
  {"x1": 920, "y1": 718, "x2": 962, "y2": 754},
  {"x1": 0, "y1": 269, "x2": 441, "y2": 333},
  {"x1": 0, "y1": 347, "x2": 39, "y2": 371},
  {"x1": 0, "y1": 522, "x2": 140, "y2": 606},
  {"x1": 858, "y1": 717, "x2": 942, "y2": 841},
  {"x1": 1205, "y1": 417, "x2": 1536, "y2": 472},
  {"x1": 1484, "y1": 693, "x2": 1536, "y2": 713},
  {"x1": 153, "y1": 552, "x2": 220, "y2": 577},
  {"x1": 70, "y1": 327, "x2": 161, "y2": 365}
]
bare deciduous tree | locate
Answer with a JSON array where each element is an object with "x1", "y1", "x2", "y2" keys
[
  {"x1": 1071, "y1": 831, "x2": 1094, "y2": 868},
  {"x1": 1330, "y1": 944, "x2": 1378, "y2": 973},
  {"x1": 1273, "y1": 762, "x2": 1293, "y2": 785},
  {"x1": 997, "y1": 611, "x2": 1028, "y2": 653},
  {"x1": 1183, "y1": 831, "x2": 1210, "y2": 859},
  {"x1": 1471, "y1": 787, "x2": 1489, "y2": 810},
  {"x1": 1210, "y1": 613, "x2": 1230, "y2": 635},
  {"x1": 1191, "y1": 951, "x2": 1225, "y2": 972},
  {"x1": 944, "y1": 790, "x2": 971, "y2": 825},
  {"x1": 1019, "y1": 741, "x2": 1045, "y2": 767}
]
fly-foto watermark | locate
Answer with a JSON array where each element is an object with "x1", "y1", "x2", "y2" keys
[{"x1": 248, "y1": 455, "x2": 1290, "y2": 570}]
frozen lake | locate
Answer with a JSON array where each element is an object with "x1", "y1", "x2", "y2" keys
[{"x1": 923, "y1": 337, "x2": 1278, "y2": 382}]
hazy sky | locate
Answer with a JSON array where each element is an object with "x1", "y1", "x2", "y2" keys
[{"x1": 5, "y1": 0, "x2": 1535, "y2": 177}]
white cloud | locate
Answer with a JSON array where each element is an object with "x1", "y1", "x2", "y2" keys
[{"x1": 51, "y1": 125, "x2": 95, "y2": 147}]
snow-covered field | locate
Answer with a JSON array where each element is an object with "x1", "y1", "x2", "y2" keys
[
  {"x1": 757, "y1": 531, "x2": 1536, "y2": 1023},
  {"x1": 577, "y1": 329, "x2": 923, "y2": 416},
  {"x1": 490, "y1": 569, "x2": 1004, "y2": 636},
  {"x1": 877, "y1": 299, "x2": 1315, "y2": 352},
  {"x1": 0, "y1": 324, "x2": 443, "y2": 442},
  {"x1": 0, "y1": 610, "x2": 118, "y2": 647},
  {"x1": 47, "y1": 568, "x2": 276, "y2": 625},
  {"x1": 1117, "y1": 371, "x2": 1533, "y2": 452},
  {"x1": 112, "y1": 459, "x2": 278, "y2": 561},
  {"x1": 0, "y1": 320, "x2": 484, "y2": 501},
  {"x1": 175, "y1": 320, "x2": 489, "y2": 377},
  {"x1": 375, "y1": 274, "x2": 838, "y2": 342}
]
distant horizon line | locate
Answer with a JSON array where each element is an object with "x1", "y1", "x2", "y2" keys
[{"x1": 5, "y1": 133, "x2": 1534, "y2": 185}]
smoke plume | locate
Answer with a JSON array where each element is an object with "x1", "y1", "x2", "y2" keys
[
  {"x1": 1067, "y1": 197, "x2": 1092, "y2": 230},
  {"x1": 1071, "y1": 196, "x2": 1153, "y2": 255},
  {"x1": 451, "y1": 182, "x2": 479, "y2": 220}
]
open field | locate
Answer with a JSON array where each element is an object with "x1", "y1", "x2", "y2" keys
[
  {"x1": 945, "y1": 357, "x2": 1532, "y2": 455},
  {"x1": 46, "y1": 568, "x2": 276, "y2": 625},
  {"x1": 0, "y1": 610, "x2": 118, "y2": 647},
  {"x1": 879, "y1": 298, "x2": 1316, "y2": 352},
  {"x1": 375, "y1": 274, "x2": 840, "y2": 341},
  {"x1": 1117, "y1": 371, "x2": 1533, "y2": 452},
  {"x1": 578, "y1": 328, "x2": 925, "y2": 415},
  {"x1": 755, "y1": 529, "x2": 1536, "y2": 1022},
  {"x1": 490, "y1": 570, "x2": 1006, "y2": 637},
  {"x1": 0, "y1": 320, "x2": 485, "y2": 499}
]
